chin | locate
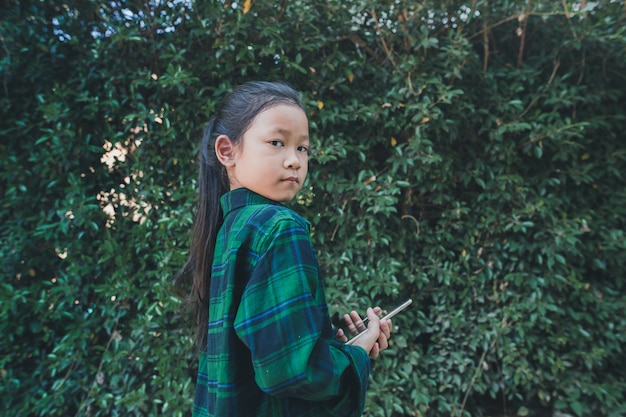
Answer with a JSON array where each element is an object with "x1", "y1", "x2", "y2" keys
[
  {"x1": 255, "y1": 190, "x2": 294, "y2": 203},
  {"x1": 275, "y1": 195, "x2": 296, "y2": 203},
  {"x1": 275, "y1": 190, "x2": 299, "y2": 202}
]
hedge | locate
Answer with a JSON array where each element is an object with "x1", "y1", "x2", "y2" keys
[{"x1": 1, "y1": 1, "x2": 625, "y2": 416}]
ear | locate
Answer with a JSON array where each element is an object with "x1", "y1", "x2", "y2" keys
[{"x1": 215, "y1": 135, "x2": 236, "y2": 167}]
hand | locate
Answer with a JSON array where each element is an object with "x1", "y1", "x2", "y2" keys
[
  {"x1": 349, "y1": 308, "x2": 393, "y2": 359},
  {"x1": 343, "y1": 306, "x2": 383, "y2": 337},
  {"x1": 335, "y1": 306, "x2": 382, "y2": 343}
]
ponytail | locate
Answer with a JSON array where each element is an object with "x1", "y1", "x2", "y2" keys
[{"x1": 175, "y1": 119, "x2": 228, "y2": 351}]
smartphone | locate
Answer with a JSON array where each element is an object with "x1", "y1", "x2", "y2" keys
[{"x1": 346, "y1": 298, "x2": 412, "y2": 345}]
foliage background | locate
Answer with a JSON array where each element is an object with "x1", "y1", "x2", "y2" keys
[{"x1": 1, "y1": 0, "x2": 625, "y2": 416}]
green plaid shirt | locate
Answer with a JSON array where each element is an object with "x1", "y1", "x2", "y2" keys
[{"x1": 192, "y1": 188, "x2": 370, "y2": 417}]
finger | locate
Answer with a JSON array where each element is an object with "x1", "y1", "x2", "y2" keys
[
  {"x1": 365, "y1": 307, "x2": 381, "y2": 333},
  {"x1": 350, "y1": 311, "x2": 366, "y2": 332},
  {"x1": 335, "y1": 328, "x2": 348, "y2": 343},
  {"x1": 349, "y1": 311, "x2": 367, "y2": 332},
  {"x1": 369, "y1": 342, "x2": 380, "y2": 359},
  {"x1": 344, "y1": 313, "x2": 359, "y2": 335},
  {"x1": 377, "y1": 333, "x2": 389, "y2": 351},
  {"x1": 380, "y1": 318, "x2": 392, "y2": 339},
  {"x1": 373, "y1": 306, "x2": 383, "y2": 316}
]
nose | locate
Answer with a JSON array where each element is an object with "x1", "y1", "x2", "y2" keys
[{"x1": 284, "y1": 148, "x2": 301, "y2": 169}]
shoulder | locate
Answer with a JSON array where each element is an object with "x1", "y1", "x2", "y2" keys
[
  {"x1": 222, "y1": 189, "x2": 310, "y2": 236},
  {"x1": 244, "y1": 204, "x2": 310, "y2": 240}
]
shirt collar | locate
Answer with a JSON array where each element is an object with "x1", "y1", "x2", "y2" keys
[{"x1": 220, "y1": 188, "x2": 282, "y2": 216}]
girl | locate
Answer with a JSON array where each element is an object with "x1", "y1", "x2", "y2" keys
[{"x1": 176, "y1": 81, "x2": 392, "y2": 417}]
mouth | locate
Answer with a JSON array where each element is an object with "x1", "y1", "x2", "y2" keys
[{"x1": 283, "y1": 176, "x2": 299, "y2": 184}]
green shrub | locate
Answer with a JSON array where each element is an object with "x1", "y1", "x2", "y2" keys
[{"x1": 1, "y1": 1, "x2": 625, "y2": 416}]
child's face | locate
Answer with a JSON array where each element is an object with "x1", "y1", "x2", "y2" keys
[{"x1": 228, "y1": 104, "x2": 309, "y2": 202}]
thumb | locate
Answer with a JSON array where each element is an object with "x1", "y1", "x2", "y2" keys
[
  {"x1": 365, "y1": 308, "x2": 381, "y2": 338},
  {"x1": 350, "y1": 308, "x2": 381, "y2": 353},
  {"x1": 366, "y1": 307, "x2": 380, "y2": 326}
]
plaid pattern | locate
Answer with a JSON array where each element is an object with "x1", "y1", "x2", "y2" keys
[{"x1": 192, "y1": 188, "x2": 370, "y2": 417}]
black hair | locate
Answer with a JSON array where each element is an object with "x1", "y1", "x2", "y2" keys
[{"x1": 174, "y1": 81, "x2": 304, "y2": 351}]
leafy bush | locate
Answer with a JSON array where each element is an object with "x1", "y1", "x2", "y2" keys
[{"x1": 1, "y1": 1, "x2": 625, "y2": 416}]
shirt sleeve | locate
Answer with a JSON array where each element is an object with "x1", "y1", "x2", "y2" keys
[{"x1": 233, "y1": 214, "x2": 370, "y2": 415}]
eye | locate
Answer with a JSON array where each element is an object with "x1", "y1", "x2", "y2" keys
[
  {"x1": 298, "y1": 145, "x2": 309, "y2": 153},
  {"x1": 270, "y1": 140, "x2": 284, "y2": 147}
]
